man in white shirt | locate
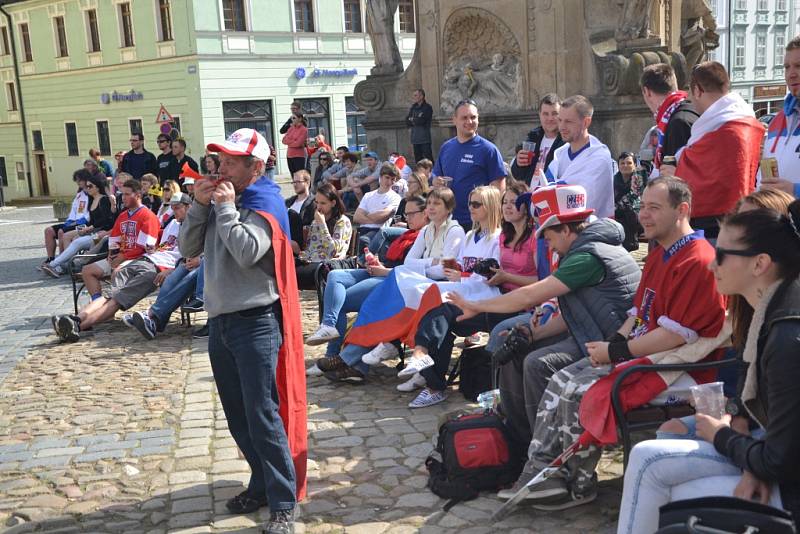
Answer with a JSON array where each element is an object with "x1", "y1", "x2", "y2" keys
[
  {"x1": 544, "y1": 95, "x2": 615, "y2": 218},
  {"x1": 353, "y1": 162, "x2": 402, "y2": 250},
  {"x1": 285, "y1": 170, "x2": 315, "y2": 250}
]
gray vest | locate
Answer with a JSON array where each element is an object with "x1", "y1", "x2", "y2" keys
[{"x1": 557, "y1": 219, "x2": 641, "y2": 357}]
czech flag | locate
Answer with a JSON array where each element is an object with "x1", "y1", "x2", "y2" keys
[
  {"x1": 345, "y1": 266, "x2": 501, "y2": 348},
  {"x1": 240, "y1": 176, "x2": 308, "y2": 500}
]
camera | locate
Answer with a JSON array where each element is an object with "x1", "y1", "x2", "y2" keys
[
  {"x1": 471, "y1": 258, "x2": 500, "y2": 278},
  {"x1": 493, "y1": 324, "x2": 534, "y2": 367}
]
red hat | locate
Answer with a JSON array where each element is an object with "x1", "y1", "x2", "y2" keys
[
  {"x1": 532, "y1": 184, "x2": 594, "y2": 238},
  {"x1": 206, "y1": 128, "x2": 271, "y2": 162}
]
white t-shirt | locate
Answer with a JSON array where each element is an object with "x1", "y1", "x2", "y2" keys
[
  {"x1": 457, "y1": 229, "x2": 501, "y2": 273},
  {"x1": 391, "y1": 178, "x2": 408, "y2": 197},
  {"x1": 289, "y1": 197, "x2": 305, "y2": 213},
  {"x1": 357, "y1": 188, "x2": 401, "y2": 228},
  {"x1": 536, "y1": 136, "x2": 556, "y2": 173},
  {"x1": 146, "y1": 218, "x2": 182, "y2": 269}
]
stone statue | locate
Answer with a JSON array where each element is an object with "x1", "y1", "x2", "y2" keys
[
  {"x1": 615, "y1": 0, "x2": 656, "y2": 44},
  {"x1": 681, "y1": 0, "x2": 719, "y2": 71},
  {"x1": 365, "y1": 0, "x2": 403, "y2": 75},
  {"x1": 440, "y1": 8, "x2": 522, "y2": 113}
]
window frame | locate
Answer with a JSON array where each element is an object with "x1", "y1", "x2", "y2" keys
[
  {"x1": 157, "y1": 0, "x2": 174, "y2": 41},
  {"x1": 128, "y1": 118, "x2": 143, "y2": 137},
  {"x1": 32, "y1": 129, "x2": 44, "y2": 152},
  {"x1": 776, "y1": 33, "x2": 786, "y2": 66},
  {"x1": 5, "y1": 81, "x2": 17, "y2": 112},
  {"x1": 64, "y1": 122, "x2": 80, "y2": 157},
  {"x1": 298, "y1": 97, "x2": 330, "y2": 140},
  {"x1": 294, "y1": 0, "x2": 316, "y2": 33},
  {"x1": 85, "y1": 9, "x2": 102, "y2": 53},
  {"x1": 118, "y1": 2, "x2": 136, "y2": 48},
  {"x1": 96, "y1": 120, "x2": 112, "y2": 156},
  {"x1": 755, "y1": 32, "x2": 767, "y2": 68},
  {"x1": 756, "y1": 0, "x2": 768, "y2": 10},
  {"x1": 0, "y1": 26, "x2": 9, "y2": 56},
  {"x1": 398, "y1": 0, "x2": 415, "y2": 33},
  {"x1": 734, "y1": 32, "x2": 746, "y2": 68},
  {"x1": 53, "y1": 16, "x2": 69, "y2": 58},
  {"x1": 222, "y1": 100, "x2": 274, "y2": 146},
  {"x1": 345, "y1": 96, "x2": 367, "y2": 151},
  {"x1": 19, "y1": 23, "x2": 32, "y2": 62},
  {"x1": 0, "y1": 156, "x2": 7, "y2": 187},
  {"x1": 221, "y1": 0, "x2": 249, "y2": 32},
  {"x1": 342, "y1": 0, "x2": 363, "y2": 33},
  {"x1": 16, "y1": 161, "x2": 25, "y2": 181},
  {"x1": 777, "y1": 0, "x2": 787, "y2": 10}
]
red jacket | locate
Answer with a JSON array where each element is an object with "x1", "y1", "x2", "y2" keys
[{"x1": 282, "y1": 125, "x2": 308, "y2": 159}]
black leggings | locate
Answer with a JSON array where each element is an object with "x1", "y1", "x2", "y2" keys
[
  {"x1": 287, "y1": 157, "x2": 306, "y2": 176},
  {"x1": 295, "y1": 260, "x2": 320, "y2": 291}
]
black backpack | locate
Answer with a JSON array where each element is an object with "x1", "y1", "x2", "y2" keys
[
  {"x1": 454, "y1": 346, "x2": 493, "y2": 402},
  {"x1": 425, "y1": 411, "x2": 523, "y2": 510}
]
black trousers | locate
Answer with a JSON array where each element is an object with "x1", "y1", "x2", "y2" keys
[
  {"x1": 615, "y1": 207, "x2": 641, "y2": 252},
  {"x1": 295, "y1": 260, "x2": 320, "y2": 291},
  {"x1": 287, "y1": 157, "x2": 306, "y2": 176},
  {"x1": 415, "y1": 302, "x2": 517, "y2": 391},
  {"x1": 413, "y1": 143, "x2": 433, "y2": 164}
]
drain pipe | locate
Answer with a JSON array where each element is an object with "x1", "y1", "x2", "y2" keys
[{"x1": 0, "y1": 2, "x2": 34, "y2": 198}]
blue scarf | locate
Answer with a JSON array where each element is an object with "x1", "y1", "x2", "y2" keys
[{"x1": 239, "y1": 176, "x2": 291, "y2": 237}]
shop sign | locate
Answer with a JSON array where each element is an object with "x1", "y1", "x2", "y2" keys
[
  {"x1": 753, "y1": 84, "x2": 787, "y2": 100},
  {"x1": 100, "y1": 90, "x2": 144, "y2": 104},
  {"x1": 294, "y1": 67, "x2": 357, "y2": 80}
]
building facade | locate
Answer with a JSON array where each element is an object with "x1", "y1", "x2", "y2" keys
[
  {"x1": 0, "y1": 0, "x2": 416, "y2": 201},
  {"x1": 708, "y1": 0, "x2": 795, "y2": 117}
]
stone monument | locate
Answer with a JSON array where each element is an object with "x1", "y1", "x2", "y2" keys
[{"x1": 355, "y1": 0, "x2": 717, "y2": 161}]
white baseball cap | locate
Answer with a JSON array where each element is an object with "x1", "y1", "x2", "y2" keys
[
  {"x1": 532, "y1": 184, "x2": 595, "y2": 238},
  {"x1": 207, "y1": 128, "x2": 271, "y2": 163}
]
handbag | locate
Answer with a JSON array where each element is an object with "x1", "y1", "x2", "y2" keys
[{"x1": 656, "y1": 496, "x2": 796, "y2": 534}]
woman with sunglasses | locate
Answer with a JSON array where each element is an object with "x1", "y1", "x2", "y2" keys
[
  {"x1": 282, "y1": 113, "x2": 308, "y2": 176},
  {"x1": 312, "y1": 151, "x2": 334, "y2": 193},
  {"x1": 617, "y1": 200, "x2": 800, "y2": 533},
  {"x1": 42, "y1": 175, "x2": 115, "y2": 277}
]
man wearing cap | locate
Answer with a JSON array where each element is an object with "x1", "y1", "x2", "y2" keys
[
  {"x1": 432, "y1": 100, "x2": 506, "y2": 229},
  {"x1": 499, "y1": 176, "x2": 726, "y2": 510},
  {"x1": 544, "y1": 95, "x2": 615, "y2": 218},
  {"x1": 179, "y1": 128, "x2": 307, "y2": 533},
  {"x1": 51, "y1": 190, "x2": 188, "y2": 342},
  {"x1": 449, "y1": 184, "x2": 640, "y2": 453},
  {"x1": 347, "y1": 151, "x2": 382, "y2": 198}
]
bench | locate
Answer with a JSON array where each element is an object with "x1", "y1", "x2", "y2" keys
[{"x1": 67, "y1": 252, "x2": 108, "y2": 314}]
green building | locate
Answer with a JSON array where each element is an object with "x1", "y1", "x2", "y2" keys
[{"x1": 0, "y1": 0, "x2": 417, "y2": 201}]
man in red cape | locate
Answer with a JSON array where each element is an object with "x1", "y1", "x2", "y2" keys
[{"x1": 179, "y1": 128, "x2": 307, "y2": 534}]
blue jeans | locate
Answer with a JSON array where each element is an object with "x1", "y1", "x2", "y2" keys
[
  {"x1": 340, "y1": 343, "x2": 371, "y2": 375},
  {"x1": 149, "y1": 262, "x2": 204, "y2": 332},
  {"x1": 208, "y1": 304, "x2": 296, "y2": 512},
  {"x1": 321, "y1": 269, "x2": 384, "y2": 356}
]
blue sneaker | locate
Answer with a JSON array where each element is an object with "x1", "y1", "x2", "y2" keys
[{"x1": 131, "y1": 311, "x2": 156, "y2": 340}]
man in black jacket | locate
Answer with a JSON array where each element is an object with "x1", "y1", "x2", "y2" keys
[
  {"x1": 285, "y1": 169, "x2": 315, "y2": 251},
  {"x1": 511, "y1": 93, "x2": 565, "y2": 187},
  {"x1": 406, "y1": 89, "x2": 434, "y2": 163},
  {"x1": 121, "y1": 133, "x2": 158, "y2": 180},
  {"x1": 640, "y1": 63, "x2": 698, "y2": 176}
]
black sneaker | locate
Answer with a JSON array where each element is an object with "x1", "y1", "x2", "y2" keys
[
  {"x1": 225, "y1": 489, "x2": 268, "y2": 514},
  {"x1": 263, "y1": 509, "x2": 295, "y2": 534},
  {"x1": 192, "y1": 323, "x2": 209, "y2": 339},
  {"x1": 131, "y1": 311, "x2": 157, "y2": 340},
  {"x1": 182, "y1": 298, "x2": 204, "y2": 312},
  {"x1": 56, "y1": 315, "x2": 80, "y2": 343},
  {"x1": 315, "y1": 355, "x2": 347, "y2": 373},
  {"x1": 323, "y1": 365, "x2": 365, "y2": 384}
]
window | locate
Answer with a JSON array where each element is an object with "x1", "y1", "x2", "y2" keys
[
  {"x1": 86, "y1": 9, "x2": 101, "y2": 52},
  {"x1": 346, "y1": 97, "x2": 367, "y2": 151},
  {"x1": 54, "y1": 16, "x2": 69, "y2": 57},
  {"x1": 96, "y1": 121, "x2": 111, "y2": 156},
  {"x1": 19, "y1": 23, "x2": 32, "y2": 62},
  {"x1": 32, "y1": 130, "x2": 43, "y2": 152},
  {"x1": 343, "y1": 0, "x2": 362, "y2": 33},
  {"x1": 5, "y1": 82, "x2": 17, "y2": 111},
  {"x1": 0, "y1": 26, "x2": 9, "y2": 56},
  {"x1": 777, "y1": 0, "x2": 787, "y2": 10},
  {"x1": 294, "y1": 0, "x2": 315, "y2": 32},
  {"x1": 119, "y1": 2, "x2": 135, "y2": 47},
  {"x1": 65, "y1": 123, "x2": 79, "y2": 156},
  {"x1": 223, "y1": 100, "x2": 274, "y2": 145},
  {"x1": 16, "y1": 161, "x2": 24, "y2": 181},
  {"x1": 129, "y1": 119, "x2": 143, "y2": 136},
  {"x1": 0, "y1": 157, "x2": 7, "y2": 187},
  {"x1": 756, "y1": 33, "x2": 767, "y2": 67},
  {"x1": 734, "y1": 0, "x2": 746, "y2": 9},
  {"x1": 398, "y1": 0, "x2": 415, "y2": 33},
  {"x1": 776, "y1": 34, "x2": 786, "y2": 65},
  {"x1": 734, "y1": 32, "x2": 745, "y2": 68},
  {"x1": 171, "y1": 116, "x2": 181, "y2": 134},
  {"x1": 158, "y1": 0, "x2": 174, "y2": 41},
  {"x1": 222, "y1": 0, "x2": 247, "y2": 31},
  {"x1": 299, "y1": 98, "x2": 330, "y2": 140},
  {"x1": 756, "y1": 0, "x2": 768, "y2": 9}
]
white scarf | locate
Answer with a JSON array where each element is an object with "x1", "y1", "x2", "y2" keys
[
  {"x1": 741, "y1": 279, "x2": 784, "y2": 426},
  {"x1": 682, "y1": 92, "x2": 756, "y2": 151}
]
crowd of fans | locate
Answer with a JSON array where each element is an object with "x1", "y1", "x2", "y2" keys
[{"x1": 36, "y1": 38, "x2": 800, "y2": 534}]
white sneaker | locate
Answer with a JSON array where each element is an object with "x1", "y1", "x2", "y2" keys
[
  {"x1": 305, "y1": 324, "x2": 340, "y2": 346},
  {"x1": 397, "y1": 373, "x2": 426, "y2": 392},
  {"x1": 397, "y1": 354, "x2": 435, "y2": 378},
  {"x1": 122, "y1": 313, "x2": 135, "y2": 328},
  {"x1": 306, "y1": 363, "x2": 324, "y2": 376},
  {"x1": 362, "y1": 342, "x2": 400, "y2": 365}
]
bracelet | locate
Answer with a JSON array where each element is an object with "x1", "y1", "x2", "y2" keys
[
  {"x1": 608, "y1": 340, "x2": 634, "y2": 363},
  {"x1": 606, "y1": 332, "x2": 626, "y2": 343}
]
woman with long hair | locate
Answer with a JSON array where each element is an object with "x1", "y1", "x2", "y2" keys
[
  {"x1": 617, "y1": 201, "x2": 800, "y2": 533},
  {"x1": 204, "y1": 153, "x2": 220, "y2": 176},
  {"x1": 295, "y1": 183, "x2": 352, "y2": 290},
  {"x1": 282, "y1": 113, "x2": 308, "y2": 176},
  {"x1": 394, "y1": 171, "x2": 431, "y2": 227},
  {"x1": 157, "y1": 180, "x2": 181, "y2": 227}
]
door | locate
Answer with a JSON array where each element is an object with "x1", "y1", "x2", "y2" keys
[{"x1": 35, "y1": 154, "x2": 49, "y2": 196}]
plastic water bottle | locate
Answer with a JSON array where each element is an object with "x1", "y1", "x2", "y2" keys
[
  {"x1": 476, "y1": 389, "x2": 500, "y2": 411},
  {"x1": 363, "y1": 247, "x2": 379, "y2": 267}
]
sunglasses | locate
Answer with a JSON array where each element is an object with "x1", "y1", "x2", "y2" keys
[
  {"x1": 158, "y1": 139, "x2": 170, "y2": 144},
  {"x1": 715, "y1": 247, "x2": 761, "y2": 265},
  {"x1": 468, "y1": 201, "x2": 484, "y2": 209},
  {"x1": 405, "y1": 210, "x2": 424, "y2": 216}
]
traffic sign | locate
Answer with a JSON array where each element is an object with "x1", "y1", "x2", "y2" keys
[
  {"x1": 159, "y1": 122, "x2": 172, "y2": 135},
  {"x1": 155, "y1": 104, "x2": 173, "y2": 123}
]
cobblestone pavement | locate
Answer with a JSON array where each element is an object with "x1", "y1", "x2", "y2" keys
[{"x1": 0, "y1": 206, "x2": 625, "y2": 533}]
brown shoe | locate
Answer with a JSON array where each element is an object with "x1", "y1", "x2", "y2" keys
[
  {"x1": 323, "y1": 365, "x2": 365, "y2": 384},
  {"x1": 316, "y1": 355, "x2": 347, "y2": 373}
]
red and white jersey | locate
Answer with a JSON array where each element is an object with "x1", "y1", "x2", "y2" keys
[
  {"x1": 146, "y1": 218, "x2": 182, "y2": 270},
  {"x1": 109, "y1": 206, "x2": 160, "y2": 260}
]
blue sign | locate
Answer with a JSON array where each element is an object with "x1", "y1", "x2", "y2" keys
[
  {"x1": 100, "y1": 90, "x2": 144, "y2": 104},
  {"x1": 294, "y1": 67, "x2": 357, "y2": 80}
]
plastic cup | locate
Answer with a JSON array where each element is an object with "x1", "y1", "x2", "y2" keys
[
  {"x1": 437, "y1": 176, "x2": 453, "y2": 189},
  {"x1": 522, "y1": 141, "x2": 536, "y2": 163},
  {"x1": 441, "y1": 257, "x2": 458, "y2": 270},
  {"x1": 690, "y1": 381, "x2": 725, "y2": 418}
]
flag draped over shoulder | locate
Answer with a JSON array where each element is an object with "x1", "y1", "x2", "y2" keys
[
  {"x1": 240, "y1": 176, "x2": 308, "y2": 500},
  {"x1": 344, "y1": 266, "x2": 501, "y2": 348},
  {"x1": 675, "y1": 93, "x2": 763, "y2": 219},
  {"x1": 578, "y1": 323, "x2": 731, "y2": 446}
]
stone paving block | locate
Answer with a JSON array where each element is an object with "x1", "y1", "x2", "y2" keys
[
  {"x1": 131, "y1": 445, "x2": 172, "y2": 457},
  {"x1": 0, "y1": 443, "x2": 29, "y2": 454},
  {"x1": 167, "y1": 511, "x2": 212, "y2": 529},
  {"x1": 35, "y1": 446, "x2": 84, "y2": 458},
  {"x1": 74, "y1": 433, "x2": 121, "y2": 446},
  {"x1": 85, "y1": 439, "x2": 139, "y2": 452},
  {"x1": 0, "y1": 451, "x2": 33, "y2": 463},
  {"x1": 139, "y1": 436, "x2": 175, "y2": 448},
  {"x1": 29, "y1": 438, "x2": 71, "y2": 450},
  {"x1": 168, "y1": 471, "x2": 208, "y2": 485},
  {"x1": 171, "y1": 496, "x2": 212, "y2": 514},
  {"x1": 178, "y1": 428, "x2": 213, "y2": 440},
  {"x1": 20, "y1": 455, "x2": 73, "y2": 469},
  {"x1": 173, "y1": 446, "x2": 208, "y2": 458},
  {"x1": 125, "y1": 429, "x2": 174, "y2": 440},
  {"x1": 73, "y1": 450, "x2": 127, "y2": 463}
]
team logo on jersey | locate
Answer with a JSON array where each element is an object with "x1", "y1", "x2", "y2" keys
[{"x1": 120, "y1": 220, "x2": 139, "y2": 251}]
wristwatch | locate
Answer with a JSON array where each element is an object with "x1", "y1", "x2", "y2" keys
[{"x1": 725, "y1": 397, "x2": 743, "y2": 416}]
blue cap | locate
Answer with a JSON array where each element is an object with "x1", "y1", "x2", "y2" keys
[{"x1": 363, "y1": 151, "x2": 379, "y2": 160}]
